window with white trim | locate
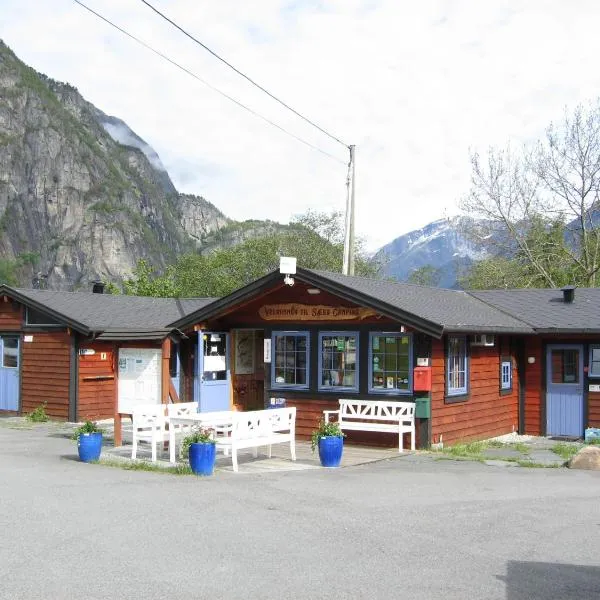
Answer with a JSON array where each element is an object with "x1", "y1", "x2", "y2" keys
[
  {"x1": 501, "y1": 359, "x2": 512, "y2": 390},
  {"x1": 447, "y1": 336, "x2": 468, "y2": 397},
  {"x1": 272, "y1": 332, "x2": 309, "y2": 388},
  {"x1": 2, "y1": 337, "x2": 19, "y2": 369},
  {"x1": 589, "y1": 345, "x2": 600, "y2": 378},
  {"x1": 369, "y1": 333, "x2": 412, "y2": 394},
  {"x1": 318, "y1": 332, "x2": 358, "y2": 391}
]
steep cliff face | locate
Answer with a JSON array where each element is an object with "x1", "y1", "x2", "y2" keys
[{"x1": 0, "y1": 40, "x2": 227, "y2": 289}]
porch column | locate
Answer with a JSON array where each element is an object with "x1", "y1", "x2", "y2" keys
[{"x1": 161, "y1": 337, "x2": 171, "y2": 404}]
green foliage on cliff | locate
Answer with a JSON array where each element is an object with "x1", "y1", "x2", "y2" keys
[{"x1": 124, "y1": 211, "x2": 382, "y2": 297}]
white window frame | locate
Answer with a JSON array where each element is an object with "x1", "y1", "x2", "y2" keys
[
  {"x1": 447, "y1": 336, "x2": 468, "y2": 397},
  {"x1": 589, "y1": 345, "x2": 600, "y2": 378},
  {"x1": 501, "y1": 359, "x2": 512, "y2": 390}
]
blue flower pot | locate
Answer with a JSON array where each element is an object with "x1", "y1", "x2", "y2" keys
[
  {"x1": 189, "y1": 442, "x2": 216, "y2": 476},
  {"x1": 318, "y1": 436, "x2": 344, "y2": 468},
  {"x1": 78, "y1": 432, "x2": 102, "y2": 462}
]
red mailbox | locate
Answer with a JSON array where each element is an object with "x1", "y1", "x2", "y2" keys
[{"x1": 413, "y1": 366, "x2": 432, "y2": 392}]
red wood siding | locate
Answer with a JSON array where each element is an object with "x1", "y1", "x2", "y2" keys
[
  {"x1": 431, "y1": 336, "x2": 519, "y2": 445},
  {"x1": 588, "y1": 392, "x2": 600, "y2": 428},
  {"x1": 0, "y1": 300, "x2": 22, "y2": 330},
  {"x1": 523, "y1": 337, "x2": 543, "y2": 435},
  {"x1": 78, "y1": 342, "x2": 115, "y2": 421},
  {"x1": 21, "y1": 331, "x2": 71, "y2": 419}
]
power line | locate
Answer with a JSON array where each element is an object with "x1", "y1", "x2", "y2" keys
[
  {"x1": 139, "y1": 0, "x2": 350, "y2": 149},
  {"x1": 73, "y1": 0, "x2": 346, "y2": 165}
]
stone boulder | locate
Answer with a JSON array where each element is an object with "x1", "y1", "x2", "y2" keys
[{"x1": 568, "y1": 446, "x2": 600, "y2": 470}]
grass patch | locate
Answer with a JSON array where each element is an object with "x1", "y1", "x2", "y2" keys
[
  {"x1": 550, "y1": 443, "x2": 581, "y2": 461},
  {"x1": 98, "y1": 458, "x2": 194, "y2": 476},
  {"x1": 444, "y1": 440, "x2": 488, "y2": 458},
  {"x1": 515, "y1": 460, "x2": 560, "y2": 469},
  {"x1": 586, "y1": 438, "x2": 600, "y2": 446}
]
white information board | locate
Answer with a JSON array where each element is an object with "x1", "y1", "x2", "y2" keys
[{"x1": 117, "y1": 348, "x2": 161, "y2": 414}]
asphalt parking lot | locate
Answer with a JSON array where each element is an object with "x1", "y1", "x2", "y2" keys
[{"x1": 1, "y1": 424, "x2": 600, "y2": 600}]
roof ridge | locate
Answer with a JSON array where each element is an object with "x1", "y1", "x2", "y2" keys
[{"x1": 466, "y1": 290, "x2": 537, "y2": 328}]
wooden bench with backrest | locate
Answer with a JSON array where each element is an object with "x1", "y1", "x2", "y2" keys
[
  {"x1": 323, "y1": 399, "x2": 415, "y2": 452},
  {"x1": 215, "y1": 407, "x2": 296, "y2": 472}
]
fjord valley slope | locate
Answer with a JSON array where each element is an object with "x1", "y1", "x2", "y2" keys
[{"x1": 0, "y1": 40, "x2": 228, "y2": 289}]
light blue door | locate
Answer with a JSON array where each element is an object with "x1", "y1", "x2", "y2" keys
[
  {"x1": 546, "y1": 344, "x2": 584, "y2": 437},
  {"x1": 0, "y1": 336, "x2": 20, "y2": 411},
  {"x1": 197, "y1": 332, "x2": 230, "y2": 413}
]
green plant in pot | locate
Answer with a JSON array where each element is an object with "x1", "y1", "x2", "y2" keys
[
  {"x1": 181, "y1": 427, "x2": 217, "y2": 476},
  {"x1": 72, "y1": 421, "x2": 104, "y2": 463},
  {"x1": 312, "y1": 419, "x2": 345, "y2": 468}
]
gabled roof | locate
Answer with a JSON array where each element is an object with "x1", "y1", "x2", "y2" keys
[
  {"x1": 0, "y1": 285, "x2": 215, "y2": 335},
  {"x1": 471, "y1": 288, "x2": 600, "y2": 333},
  {"x1": 169, "y1": 268, "x2": 534, "y2": 338}
]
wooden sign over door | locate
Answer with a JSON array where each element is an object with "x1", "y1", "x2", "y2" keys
[{"x1": 258, "y1": 303, "x2": 377, "y2": 321}]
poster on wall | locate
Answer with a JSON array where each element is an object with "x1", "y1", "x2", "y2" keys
[
  {"x1": 235, "y1": 331, "x2": 255, "y2": 375},
  {"x1": 117, "y1": 348, "x2": 161, "y2": 414}
]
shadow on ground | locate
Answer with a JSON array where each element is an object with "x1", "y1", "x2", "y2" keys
[{"x1": 499, "y1": 561, "x2": 600, "y2": 599}]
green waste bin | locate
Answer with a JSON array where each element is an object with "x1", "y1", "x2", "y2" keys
[{"x1": 415, "y1": 397, "x2": 430, "y2": 419}]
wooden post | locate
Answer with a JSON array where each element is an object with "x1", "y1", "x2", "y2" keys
[
  {"x1": 161, "y1": 337, "x2": 171, "y2": 404},
  {"x1": 113, "y1": 343, "x2": 122, "y2": 447}
]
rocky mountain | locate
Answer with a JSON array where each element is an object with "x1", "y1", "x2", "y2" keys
[
  {"x1": 0, "y1": 40, "x2": 232, "y2": 289},
  {"x1": 376, "y1": 216, "x2": 489, "y2": 288}
]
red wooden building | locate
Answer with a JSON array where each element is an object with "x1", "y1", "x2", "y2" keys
[{"x1": 1, "y1": 270, "x2": 599, "y2": 449}]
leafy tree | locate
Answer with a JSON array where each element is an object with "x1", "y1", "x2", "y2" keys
[
  {"x1": 123, "y1": 210, "x2": 382, "y2": 298},
  {"x1": 461, "y1": 100, "x2": 600, "y2": 288},
  {"x1": 0, "y1": 259, "x2": 18, "y2": 286},
  {"x1": 407, "y1": 265, "x2": 442, "y2": 286}
]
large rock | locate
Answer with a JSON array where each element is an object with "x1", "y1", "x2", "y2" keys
[{"x1": 568, "y1": 446, "x2": 600, "y2": 470}]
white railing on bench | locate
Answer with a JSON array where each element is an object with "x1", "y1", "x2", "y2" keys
[
  {"x1": 216, "y1": 407, "x2": 296, "y2": 472},
  {"x1": 324, "y1": 399, "x2": 415, "y2": 452}
]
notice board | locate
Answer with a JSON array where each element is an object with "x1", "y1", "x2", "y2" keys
[{"x1": 117, "y1": 348, "x2": 161, "y2": 414}]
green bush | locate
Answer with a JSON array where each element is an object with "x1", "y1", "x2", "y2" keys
[
  {"x1": 71, "y1": 420, "x2": 103, "y2": 440},
  {"x1": 26, "y1": 403, "x2": 49, "y2": 423}
]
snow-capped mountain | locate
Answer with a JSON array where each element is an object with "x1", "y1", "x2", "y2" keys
[{"x1": 375, "y1": 216, "x2": 489, "y2": 288}]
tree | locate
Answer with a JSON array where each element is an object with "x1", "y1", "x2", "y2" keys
[
  {"x1": 407, "y1": 265, "x2": 441, "y2": 287},
  {"x1": 123, "y1": 210, "x2": 383, "y2": 298},
  {"x1": 461, "y1": 101, "x2": 600, "y2": 288}
]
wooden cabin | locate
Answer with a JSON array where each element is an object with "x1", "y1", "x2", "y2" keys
[
  {"x1": 2, "y1": 271, "x2": 600, "y2": 450},
  {"x1": 0, "y1": 284, "x2": 213, "y2": 426}
]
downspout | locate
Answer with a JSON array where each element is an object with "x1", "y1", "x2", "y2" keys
[
  {"x1": 68, "y1": 332, "x2": 79, "y2": 422},
  {"x1": 516, "y1": 337, "x2": 526, "y2": 435}
]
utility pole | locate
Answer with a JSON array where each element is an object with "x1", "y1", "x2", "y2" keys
[{"x1": 342, "y1": 144, "x2": 356, "y2": 276}]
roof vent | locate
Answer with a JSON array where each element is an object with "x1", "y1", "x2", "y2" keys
[
  {"x1": 561, "y1": 285, "x2": 575, "y2": 303},
  {"x1": 92, "y1": 280, "x2": 105, "y2": 294}
]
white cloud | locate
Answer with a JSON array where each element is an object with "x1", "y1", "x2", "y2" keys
[{"x1": 3, "y1": 0, "x2": 600, "y2": 250}]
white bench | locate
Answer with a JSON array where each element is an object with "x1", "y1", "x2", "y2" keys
[
  {"x1": 324, "y1": 399, "x2": 415, "y2": 452},
  {"x1": 216, "y1": 407, "x2": 296, "y2": 472}
]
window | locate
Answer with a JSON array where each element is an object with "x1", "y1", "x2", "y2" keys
[
  {"x1": 318, "y1": 332, "x2": 358, "y2": 391},
  {"x1": 447, "y1": 336, "x2": 468, "y2": 397},
  {"x1": 501, "y1": 359, "x2": 512, "y2": 391},
  {"x1": 2, "y1": 337, "x2": 19, "y2": 369},
  {"x1": 272, "y1": 332, "x2": 309, "y2": 388},
  {"x1": 550, "y1": 348, "x2": 579, "y2": 384},
  {"x1": 369, "y1": 333, "x2": 412, "y2": 394},
  {"x1": 589, "y1": 346, "x2": 600, "y2": 378},
  {"x1": 25, "y1": 307, "x2": 61, "y2": 326}
]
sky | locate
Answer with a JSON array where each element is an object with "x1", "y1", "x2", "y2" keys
[{"x1": 3, "y1": 0, "x2": 600, "y2": 250}]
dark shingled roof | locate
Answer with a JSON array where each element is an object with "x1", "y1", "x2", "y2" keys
[
  {"x1": 308, "y1": 270, "x2": 534, "y2": 334},
  {"x1": 471, "y1": 288, "x2": 600, "y2": 333},
  {"x1": 11, "y1": 288, "x2": 215, "y2": 333}
]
